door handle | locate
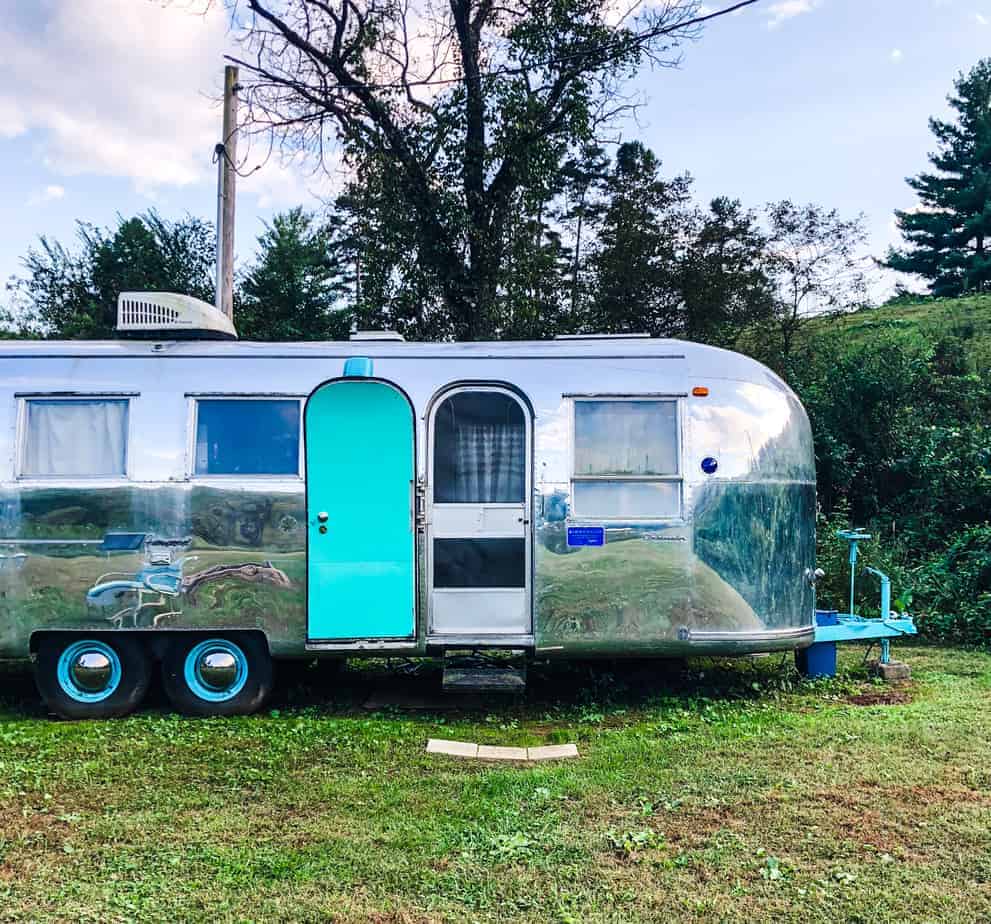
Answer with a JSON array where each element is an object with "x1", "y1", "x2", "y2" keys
[{"x1": 317, "y1": 512, "x2": 329, "y2": 523}]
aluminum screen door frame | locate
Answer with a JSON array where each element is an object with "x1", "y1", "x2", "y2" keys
[
  {"x1": 305, "y1": 378, "x2": 416, "y2": 641},
  {"x1": 426, "y1": 384, "x2": 533, "y2": 638}
]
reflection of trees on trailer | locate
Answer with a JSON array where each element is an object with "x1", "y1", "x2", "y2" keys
[{"x1": 0, "y1": 297, "x2": 816, "y2": 718}]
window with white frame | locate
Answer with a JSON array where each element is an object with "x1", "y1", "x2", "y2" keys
[
  {"x1": 571, "y1": 398, "x2": 681, "y2": 518},
  {"x1": 21, "y1": 398, "x2": 130, "y2": 477},
  {"x1": 193, "y1": 398, "x2": 301, "y2": 476}
]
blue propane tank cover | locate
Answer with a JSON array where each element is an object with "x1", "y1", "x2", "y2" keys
[
  {"x1": 796, "y1": 641, "x2": 837, "y2": 679},
  {"x1": 797, "y1": 611, "x2": 840, "y2": 678}
]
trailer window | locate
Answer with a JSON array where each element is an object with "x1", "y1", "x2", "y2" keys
[
  {"x1": 572, "y1": 480, "x2": 680, "y2": 519},
  {"x1": 572, "y1": 398, "x2": 681, "y2": 519},
  {"x1": 21, "y1": 399, "x2": 129, "y2": 477},
  {"x1": 433, "y1": 391, "x2": 525, "y2": 503},
  {"x1": 194, "y1": 399, "x2": 301, "y2": 476},
  {"x1": 574, "y1": 400, "x2": 678, "y2": 476}
]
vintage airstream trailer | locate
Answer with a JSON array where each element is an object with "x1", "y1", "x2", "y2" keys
[{"x1": 0, "y1": 295, "x2": 816, "y2": 718}]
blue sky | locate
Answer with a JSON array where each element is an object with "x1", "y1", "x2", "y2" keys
[{"x1": 0, "y1": 0, "x2": 985, "y2": 302}]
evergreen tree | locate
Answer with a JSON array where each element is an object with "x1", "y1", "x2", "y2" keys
[
  {"x1": 677, "y1": 197, "x2": 776, "y2": 347},
  {"x1": 238, "y1": 207, "x2": 352, "y2": 341},
  {"x1": 587, "y1": 142, "x2": 690, "y2": 336},
  {"x1": 557, "y1": 144, "x2": 610, "y2": 321},
  {"x1": 337, "y1": 158, "x2": 452, "y2": 341},
  {"x1": 885, "y1": 59, "x2": 991, "y2": 295},
  {"x1": 498, "y1": 190, "x2": 572, "y2": 339}
]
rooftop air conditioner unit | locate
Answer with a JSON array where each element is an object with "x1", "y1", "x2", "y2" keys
[{"x1": 116, "y1": 292, "x2": 238, "y2": 341}]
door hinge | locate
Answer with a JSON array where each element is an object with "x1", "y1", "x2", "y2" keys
[{"x1": 415, "y1": 479, "x2": 428, "y2": 531}]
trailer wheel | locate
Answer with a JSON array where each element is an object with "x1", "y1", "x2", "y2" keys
[
  {"x1": 35, "y1": 634, "x2": 151, "y2": 720},
  {"x1": 162, "y1": 635, "x2": 272, "y2": 717}
]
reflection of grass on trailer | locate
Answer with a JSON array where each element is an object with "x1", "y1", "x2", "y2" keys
[{"x1": 537, "y1": 540, "x2": 762, "y2": 643}]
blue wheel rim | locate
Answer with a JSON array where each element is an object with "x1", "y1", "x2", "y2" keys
[
  {"x1": 56, "y1": 640, "x2": 122, "y2": 703},
  {"x1": 183, "y1": 639, "x2": 249, "y2": 703}
]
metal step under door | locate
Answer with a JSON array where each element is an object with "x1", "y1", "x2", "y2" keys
[{"x1": 441, "y1": 649, "x2": 527, "y2": 692}]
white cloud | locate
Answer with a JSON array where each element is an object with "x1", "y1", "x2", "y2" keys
[
  {"x1": 977, "y1": 12, "x2": 989, "y2": 25},
  {"x1": 890, "y1": 48, "x2": 903, "y2": 61},
  {"x1": 27, "y1": 184, "x2": 66, "y2": 206},
  {"x1": 242, "y1": 155, "x2": 342, "y2": 211},
  {"x1": 765, "y1": 0, "x2": 817, "y2": 28},
  {"x1": 0, "y1": 2, "x2": 365, "y2": 212},
  {"x1": 0, "y1": 2, "x2": 231, "y2": 191}
]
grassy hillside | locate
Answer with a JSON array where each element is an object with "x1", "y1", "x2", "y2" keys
[{"x1": 809, "y1": 293, "x2": 991, "y2": 371}]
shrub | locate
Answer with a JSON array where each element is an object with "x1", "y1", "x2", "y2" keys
[{"x1": 912, "y1": 526, "x2": 991, "y2": 645}]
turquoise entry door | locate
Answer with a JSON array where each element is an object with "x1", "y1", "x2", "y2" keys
[{"x1": 305, "y1": 379, "x2": 416, "y2": 641}]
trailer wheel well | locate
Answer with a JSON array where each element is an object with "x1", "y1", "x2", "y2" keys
[{"x1": 29, "y1": 629, "x2": 272, "y2": 661}]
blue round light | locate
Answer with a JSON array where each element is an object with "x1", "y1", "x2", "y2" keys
[{"x1": 701, "y1": 457, "x2": 718, "y2": 475}]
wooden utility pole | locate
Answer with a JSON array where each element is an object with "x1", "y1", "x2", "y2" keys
[{"x1": 214, "y1": 65, "x2": 238, "y2": 320}]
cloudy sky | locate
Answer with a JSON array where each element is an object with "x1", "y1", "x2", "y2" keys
[{"x1": 0, "y1": 0, "x2": 985, "y2": 299}]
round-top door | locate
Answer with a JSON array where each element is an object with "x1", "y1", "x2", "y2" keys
[
  {"x1": 428, "y1": 387, "x2": 532, "y2": 637},
  {"x1": 305, "y1": 379, "x2": 416, "y2": 641}
]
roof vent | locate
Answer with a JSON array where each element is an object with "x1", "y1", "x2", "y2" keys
[
  {"x1": 349, "y1": 330, "x2": 405, "y2": 342},
  {"x1": 117, "y1": 292, "x2": 237, "y2": 341},
  {"x1": 553, "y1": 332, "x2": 651, "y2": 340}
]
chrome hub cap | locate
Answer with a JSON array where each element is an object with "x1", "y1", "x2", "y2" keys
[
  {"x1": 70, "y1": 651, "x2": 114, "y2": 693},
  {"x1": 184, "y1": 639, "x2": 249, "y2": 702},
  {"x1": 57, "y1": 640, "x2": 123, "y2": 703},
  {"x1": 197, "y1": 651, "x2": 239, "y2": 691}
]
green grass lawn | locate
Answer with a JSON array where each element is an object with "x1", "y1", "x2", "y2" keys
[{"x1": 0, "y1": 644, "x2": 989, "y2": 922}]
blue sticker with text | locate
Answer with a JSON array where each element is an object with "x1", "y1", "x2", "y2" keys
[{"x1": 567, "y1": 526, "x2": 605, "y2": 547}]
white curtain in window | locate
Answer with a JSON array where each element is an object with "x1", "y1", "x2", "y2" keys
[
  {"x1": 453, "y1": 423, "x2": 524, "y2": 503},
  {"x1": 23, "y1": 400, "x2": 128, "y2": 476}
]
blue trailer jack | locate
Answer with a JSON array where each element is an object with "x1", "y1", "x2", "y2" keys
[{"x1": 796, "y1": 530, "x2": 917, "y2": 680}]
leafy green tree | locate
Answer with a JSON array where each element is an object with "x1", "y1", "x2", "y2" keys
[
  {"x1": 230, "y1": 0, "x2": 734, "y2": 338},
  {"x1": 765, "y1": 200, "x2": 869, "y2": 357},
  {"x1": 11, "y1": 212, "x2": 215, "y2": 339},
  {"x1": 885, "y1": 59, "x2": 991, "y2": 295},
  {"x1": 238, "y1": 207, "x2": 353, "y2": 341},
  {"x1": 786, "y1": 327, "x2": 991, "y2": 534},
  {"x1": 587, "y1": 141, "x2": 690, "y2": 335}
]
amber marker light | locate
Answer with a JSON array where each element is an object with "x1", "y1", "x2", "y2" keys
[{"x1": 692, "y1": 386, "x2": 709, "y2": 397}]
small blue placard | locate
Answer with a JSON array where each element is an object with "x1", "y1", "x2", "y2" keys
[{"x1": 567, "y1": 526, "x2": 604, "y2": 547}]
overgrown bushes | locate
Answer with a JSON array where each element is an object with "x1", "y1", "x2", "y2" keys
[{"x1": 771, "y1": 309, "x2": 991, "y2": 644}]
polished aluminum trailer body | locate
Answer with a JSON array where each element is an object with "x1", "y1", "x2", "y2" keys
[{"x1": 0, "y1": 336, "x2": 815, "y2": 660}]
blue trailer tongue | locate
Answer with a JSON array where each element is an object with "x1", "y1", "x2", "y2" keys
[{"x1": 797, "y1": 530, "x2": 917, "y2": 679}]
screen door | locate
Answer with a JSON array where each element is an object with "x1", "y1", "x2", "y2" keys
[{"x1": 428, "y1": 387, "x2": 531, "y2": 636}]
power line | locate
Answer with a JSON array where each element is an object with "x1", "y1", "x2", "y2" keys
[{"x1": 229, "y1": 0, "x2": 761, "y2": 94}]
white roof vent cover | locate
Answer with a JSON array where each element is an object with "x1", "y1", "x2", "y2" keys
[
  {"x1": 349, "y1": 330, "x2": 405, "y2": 342},
  {"x1": 117, "y1": 292, "x2": 237, "y2": 340}
]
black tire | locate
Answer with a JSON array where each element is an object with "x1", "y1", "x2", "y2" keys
[
  {"x1": 35, "y1": 634, "x2": 151, "y2": 720},
  {"x1": 161, "y1": 634, "x2": 272, "y2": 717}
]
